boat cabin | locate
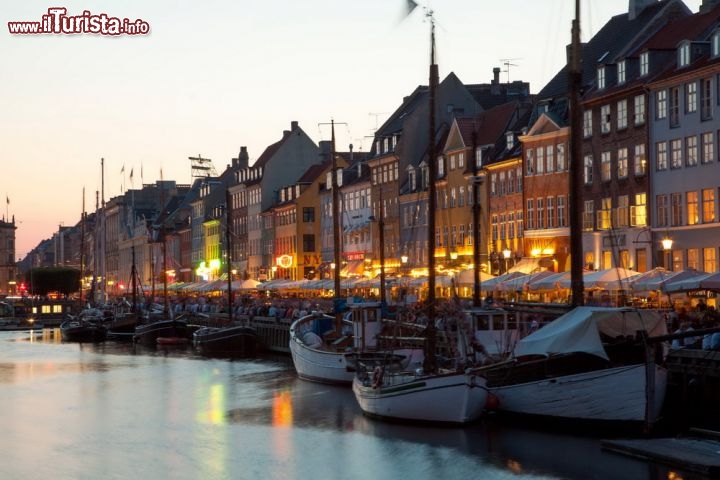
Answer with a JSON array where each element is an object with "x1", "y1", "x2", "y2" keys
[{"x1": 463, "y1": 308, "x2": 519, "y2": 356}]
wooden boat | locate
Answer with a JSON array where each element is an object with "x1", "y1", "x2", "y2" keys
[
  {"x1": 352, "y1": 9, "x2": 488, "y2": 425},
  {"x1": 60, "y1": 318, "x2": 108, "y2": 343},
  {"x1": 289, "y1": 303, "x2": 425, "y2": 385},
  {"x1": 192, "y1": 325, "x2": 257, "y2": 358},
  {"x1": 157, "y1": 335, "x2": 190, "y2": 346},
  {"x1": 134, "y1": 318, "x2": 190, "y2": 346},
  {"x1": 481, "y1": 306, "x2": 667, "y2": 425},
  {"x1": 191, "y1": 191, "x2": 259, "y2": 358},
  {"x1": 477, "y1": 3, "x2": 668, "y2": 429}
]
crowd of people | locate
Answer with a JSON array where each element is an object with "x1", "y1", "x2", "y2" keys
[{"x1": 667, "y1": 300, "x2": 720, "y2": 350}]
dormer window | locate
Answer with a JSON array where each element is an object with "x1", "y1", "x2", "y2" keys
[
  {"x1": 640, "y1": 52, "x2": 649, "y2": 76},
  {"x1": 597, "y1": 66, "x2": 606, "y2": 90},
  {"x1": 419, "y1": 161, "x2": 428, "y2": 189},
  {"x1": 679, "y1": 42, "x2": 691, "y2": 68},
  {"x1": 408, "y1": 166, "x2": 417, "y2": 191},
  {"x1": 617, "y1": 60, "x2": 626, "y2": 85},
  {"x1": 506, "y1": 131, "x2": 514, "y2": 149},
  {"x1": 713, "y1": 31, "x2": 720, "y2": 57},
  {"x1": 437, "y1": 155, "x2": 445, "y2": 177}
]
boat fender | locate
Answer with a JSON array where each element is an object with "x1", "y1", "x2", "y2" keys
[
  {"x1": 485, "y1": 393, "x2": 500, "y2": 411},
  {"x1": 372, "y1": 366, "x2": 384, "y2": 389}
]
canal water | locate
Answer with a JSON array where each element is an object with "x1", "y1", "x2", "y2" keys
[{"x1": 0, "y1": 330, "x2": 701, "y2": 480}]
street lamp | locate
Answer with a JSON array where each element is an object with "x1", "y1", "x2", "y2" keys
[
  {"x1": 661, "y1": 234, "x2": 674, "y2": 271},
  {"x1": 368, "y1": 214, "x2": 385, "y2": 305},
  {"x1": 502, "y1": 248, "x2": 511, "y2": 273}
]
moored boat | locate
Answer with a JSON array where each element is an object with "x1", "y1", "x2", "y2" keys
[
  {"x1": 480, "y1": 306, "x2": 668, "y2": 425},
  {"x1": 134, "y1": 318, "x2": 190, "y2": 346},
  {"x1": 193, "y1": 324, "x2": 258, "y2": 358},
  {"x1": 60, "y1": 318, "x2": 108, "y2": 343},
  {"x1": 351, "y1": 8, "x2": 489, "y2": 425},
  {"x1": 289, "y1": 303, "x2": 425, "y2": 385},
  {"x1": 352, "y1": 366, "x2": 488, "y2": 425}
]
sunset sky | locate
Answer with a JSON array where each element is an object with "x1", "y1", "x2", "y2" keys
[{"x1": 1, "y1": 0, "x2": 703, "y2": 259}]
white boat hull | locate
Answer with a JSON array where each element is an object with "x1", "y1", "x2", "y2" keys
[
  {"x1": 289, "y1": 313, "x2": 424, "y2": 385},
  {"x1": 352, "y1": 370, "x2": 488, "y2": 424},
  {"x1": 289, "y1": 335, "x2": 356, "y2": 385},
  {"x1": 490, "y1": 363, "x2": 667, "y2": 423}
]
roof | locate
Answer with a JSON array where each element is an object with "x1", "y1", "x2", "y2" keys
[{"x1": 538, "y1": 0, "x2": 690, "y2": 100}]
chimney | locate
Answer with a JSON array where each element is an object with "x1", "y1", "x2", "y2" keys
[
  {"x1": 238, "y1": 146, "x2": 249, "y2": 169},
  {"x1": 628, "y1": 0, "x2": 656, "y2": 21},
  {"x1": 291, "y1": 120, "x2": 298, "y2": 130},
  {"x1": 491, "y1": 67, "x2": 501, "y2": 95},
  {"x1": 700, "y1": 0, "x2": 720, "y2": 13}
]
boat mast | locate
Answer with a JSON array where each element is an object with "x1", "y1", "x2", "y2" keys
[
  {"x1": 226, "y1": 189, "x2": 234, "y2": 322},
  {"x1": 101, "y1": 157, "x2": 106, "y2": 304},
  {"x1": 80, "y1": 188, "x2": 85, "y2": 304},
  {"x1": 131, "y1": 245, "x2": 137, "y2": 312},
  {"x1": 569, "y1": 0, "x2": 585, "y2": 307},
  {"x1": 160, "y1": 172, "x2": 169, "y2": 316},
  {"x1": 424, "y1": 8, "x2": 438, "y2": 374},
  {"x1": 331, "y1": 120, "x2": 343, "y2": 329},
  {"x1": 92, "y1": 189, "x2": 99, "y2": 305},
  {"x1": 471, "y1": 129, "x2": 481, "y2": 307}
]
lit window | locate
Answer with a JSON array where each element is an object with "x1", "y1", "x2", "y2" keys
[{"x1": 601, "y1": 151, "x2": 611, "y2": 181}]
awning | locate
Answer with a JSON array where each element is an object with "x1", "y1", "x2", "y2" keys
[
  {"x1": 341, "y1": 260, "x2": 365, "y2": 276},
  {"x1": 508, "y1": 258, "x2": 543, "y2": 274}
]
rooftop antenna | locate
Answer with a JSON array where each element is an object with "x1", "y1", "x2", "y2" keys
[
  {"x1": 368, "y1": 112, "x2": 389, "y2": 132},
  {"x1": 500, "y1": 58, "x2": 521, "y2": 83},
  {"x1": 189, "y1": 154, "x2": 217, "y2": 178}
]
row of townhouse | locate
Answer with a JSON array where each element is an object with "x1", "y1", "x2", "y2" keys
[{"x1": 19, "y1": 0, "x2": 720, "y2": 300}]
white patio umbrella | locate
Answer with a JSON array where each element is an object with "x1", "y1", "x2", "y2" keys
[
  {"x1": 582, "y1": 267, "x2": 641, "y2": 290},
  {"x1": 629, "y1": 267, "x2": 700, "y2": 292},
  {"x1": 455, "y1": 268, "x2": 496, "y2": 287},
  {"x1": 527, "y1": 271, "x2": 571, "y2": 291},
  {"x1": 665, "y1": 271, "x2": 720, "y2": 292},
  {"x1": 480, "y1": 271, "x2": 526, "y2": 290},
  {"x1": 234, "y1": 278, "x2": 261, "y2": 290},
  {"x1": 498, "y1": 270, "x2": 555, "y2": 292}
]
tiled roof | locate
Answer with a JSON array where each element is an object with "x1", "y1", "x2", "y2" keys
[
  {"x1": 296, "y1": 160, "x2": 330, "y2": 184},
  {"x1": 642, "y1": 3, "x2": 720, "y2": 51},
  {"x1": 538, "y1": 0, "x2": 689, "y2": 99}
]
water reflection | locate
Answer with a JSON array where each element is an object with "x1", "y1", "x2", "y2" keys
[{"x1": 0, "y1": 331, "x2": 706, "y2": 480}]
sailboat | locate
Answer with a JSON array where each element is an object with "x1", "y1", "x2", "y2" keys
[
  {"x1": 351, "y1": 7, "x2": 489, "y2": 424},
  {"x1": 193, "y1": 189, "x2": 258, "y2": 358},
  {"x1": 134, "y1": 175, "x2": 190, "y2": 346},
  {"x1": 478, "y1": 1, "x2": 668, "y2": 428},
  {"x1": 289, "y1": 121, "x2": 425, "y2": 384},
  {"x1": 107, "y1": 246, "x2": 142, "y2": 340}
]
